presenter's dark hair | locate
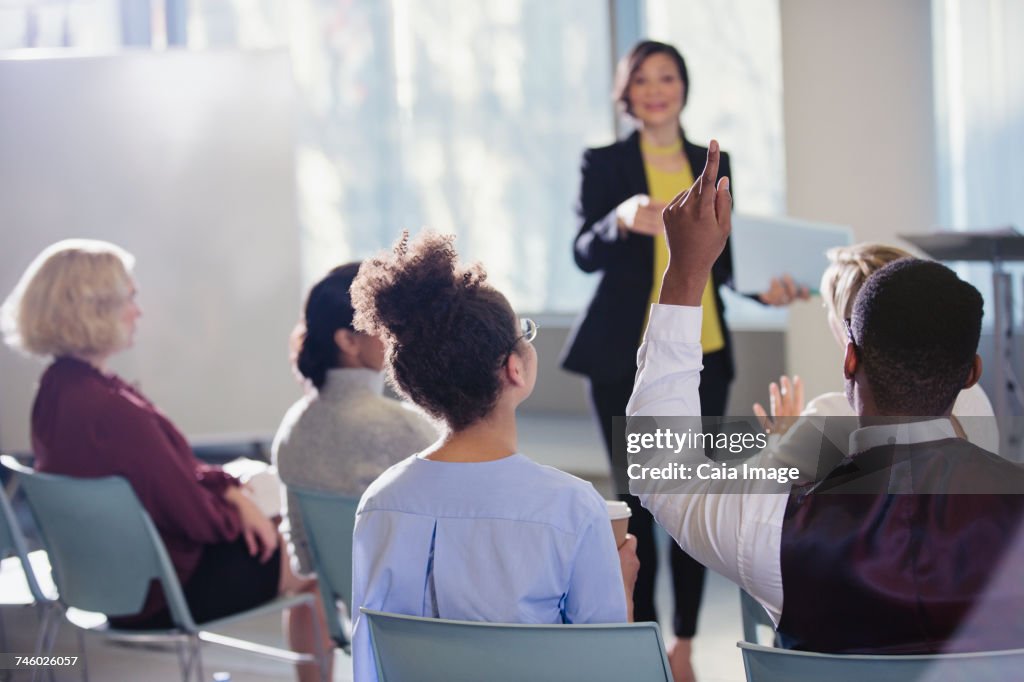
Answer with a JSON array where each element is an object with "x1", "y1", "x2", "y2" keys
[
  {"x1": 295, "y1": 262, "x2": 362, "y2": 390},
  {"x1": 614, "y1": 40, "x2": 690, "y2": 116},
  {"x1": 851, "y1": 259, "x2": 982, "y2": 416},
  {"x1": 350, "y1": 231, "x2": 519, "y2": 431}
]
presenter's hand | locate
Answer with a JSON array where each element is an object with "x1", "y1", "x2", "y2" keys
[
  {"x1": 660, "y1": 139, "x2": 732, "y2": 306},
  {"x1": 758, "y1": 275, "x2": 810, "y2": 306},
  {"x1": 617, "y1": 195, "x2": 668, "y2": 236},
  {"x1": 753, "y1": 375, "x2": 804, "y2": 436}
]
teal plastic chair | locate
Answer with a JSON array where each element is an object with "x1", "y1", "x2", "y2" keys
[
  {"x1": 0, "y1": 480, "x2": 58, "y2": 682},
  {"x1": 738, "y1": 641, "x2": 1024, "y2": 682},
  {"x1": 739, "y1": 589, "x2": 774, "y2": 644},
  {"x1": 0, "y1": 455, "x2": 328, "y2": 682},
  {"x1": 290, "y1": 486, "x2": 359, "y2": 647},
  {"x1": 362, "y1": 608, "x2": 672, "y2": 682}
]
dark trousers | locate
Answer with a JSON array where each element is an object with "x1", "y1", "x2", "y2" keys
[{"x1": 587, "y1": 350, "x2": 731, "y2": 638}]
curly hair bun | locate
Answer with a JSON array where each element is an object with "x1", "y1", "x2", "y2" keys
[
  {"x1": 350, "y1": 231, "x2": 518, "y2": 431},
  {"x1": 353, "y1": 232, "x2": 486, "y2": 341}
]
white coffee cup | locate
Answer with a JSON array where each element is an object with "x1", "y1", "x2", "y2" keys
[{"x1": 606, "y1": 500, "x2": 632, "y2": 548}]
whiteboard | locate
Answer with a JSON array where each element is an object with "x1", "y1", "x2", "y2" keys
[{"x1": 0, "y1": 50, "x2": 303, "y2": 453}]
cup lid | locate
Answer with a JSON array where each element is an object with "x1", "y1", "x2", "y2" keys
[{"x1": 605, "y1": 500, "x2": 632, "y2": 520}]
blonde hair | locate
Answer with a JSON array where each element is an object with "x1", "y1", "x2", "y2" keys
[
  {"x1": 1, "y1": 239, "x2": 136, "y2": 358},
  {"x1": 820, "y1": 243, "x2": 912, "y2": 321}
]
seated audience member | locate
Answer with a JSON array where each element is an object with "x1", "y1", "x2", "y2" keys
[
  {"x1": 628, "y1": 142, "x2": 1024, "y2": 653},
  {"x1": 273, "y1": 262, "x2": 437, "y2": 577},
  {"x1": 348, "y1": 231, "x2": 640, "y2": 682},
  {"x1": 753, "y1": 243, "x2": 998, "y2": 473},
  {"x1": 1, "y1": 240, "x2": 330, "y2": 682}
]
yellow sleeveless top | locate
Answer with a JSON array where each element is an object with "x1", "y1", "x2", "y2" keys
[{"x1": 641, "y1": 140, "x2": 725, "y2": 353}]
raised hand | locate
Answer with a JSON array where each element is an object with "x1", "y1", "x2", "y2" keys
[
  {"x1": 659, "y1": 139, "x2": 732, "y2": 306},
  {"x1": 753, "y1": 375, "x2": 805, "y2": 435}
]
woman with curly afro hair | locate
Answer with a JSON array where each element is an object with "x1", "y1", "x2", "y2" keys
[{"x1": 347, "y1": 231, "x2": 640, "y2": 682}]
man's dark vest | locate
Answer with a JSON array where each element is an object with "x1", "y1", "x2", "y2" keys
[{"x1": 779, "y1": 437, "x2": 1024, "y2": 654}]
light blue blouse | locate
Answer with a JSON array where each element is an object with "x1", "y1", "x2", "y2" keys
[{"x1": 351, "y1": 453, "x2": 628, "y2": 682}]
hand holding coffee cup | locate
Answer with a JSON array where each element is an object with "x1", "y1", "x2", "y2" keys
[{"x1": 606, "y1": 500, "x2": 632, "y2": 547}]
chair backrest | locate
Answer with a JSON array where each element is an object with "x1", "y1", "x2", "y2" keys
[
  {"x1": 1, "y1": 455, "x2": 196, "y2": 630},
  {"x1": 738, "y1": 641, "x2": 1024, "y2": 682},
  {"x1": 739, "y1": 588, "x2": 773, "y2": 644},
  {"x1": 362, "y1": 609, "x2": 672, "y2": 682},
  {"x1": 291, "y1": 486, "x2": 359, "y2": 643},
  {"x1": 0, "y1": 473, "x2": 48, "y2": 603}
]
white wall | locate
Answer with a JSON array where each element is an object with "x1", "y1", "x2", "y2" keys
[
  {"x1": 779, "y1": 0, "x2": 938, "y2": 398},
  {"x1": 0, "y1": 51, "x2": 303, "y2": 453}
]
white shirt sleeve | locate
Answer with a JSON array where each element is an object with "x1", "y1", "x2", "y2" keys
[{"x1": 627, "y1": 303, "x2": 787, "y2": 624}]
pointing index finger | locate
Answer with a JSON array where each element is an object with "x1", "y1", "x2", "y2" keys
[{"x1": 699, "y1": 139, "x2": 720, "y2": 202}]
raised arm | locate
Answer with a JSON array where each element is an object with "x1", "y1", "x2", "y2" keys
[{"x1": 626, "y1": 141, "x2": 786, "y2": 622}]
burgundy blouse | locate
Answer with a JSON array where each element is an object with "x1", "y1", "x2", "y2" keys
[{"x1": 31, "y1": 356, "x2": 242, "y2": 621}]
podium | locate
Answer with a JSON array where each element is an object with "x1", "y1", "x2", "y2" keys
[{"x1": 900, "y1": 231, "x2": 1024, "y2": 425}]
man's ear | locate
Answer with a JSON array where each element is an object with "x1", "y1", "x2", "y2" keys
[
  {"x1": 843, "y1": 342, "x2": 858, "y2": 380},
  {"x1": 963, "y1": 354, "x2": 983, "y2": 389}
]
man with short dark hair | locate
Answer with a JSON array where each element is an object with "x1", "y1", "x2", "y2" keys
[
  {"x1": 849, "y1": 258, "x2": 983, "y2": 417},
  {"x1": 628, "y1": 140, "x2": 1024, "y2": 654}
]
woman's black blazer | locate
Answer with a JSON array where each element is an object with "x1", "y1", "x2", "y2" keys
[{"x1": 560, "y1": 131, "x2": 736, "y2": 384}]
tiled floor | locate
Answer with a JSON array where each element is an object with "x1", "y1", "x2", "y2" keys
[{"x1": 1, "y1": 413, "x2": 750, "y2": 681}]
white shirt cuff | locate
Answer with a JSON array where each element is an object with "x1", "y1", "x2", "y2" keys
[{"x1": 643, "y1": 303, "x2": 703, "y2": 345}]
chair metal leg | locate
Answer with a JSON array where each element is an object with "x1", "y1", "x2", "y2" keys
[
  {"x1": 75, "y1": 628, "x2": 89, "y2": 682},
  {"x1": 308, "y1": 600, "x2": 330, "y2": 682},
  {"x1": 0, "y1": 610, "x2": 8, "y2": 682},
  {"x1": 193, "y1": 637, "x2": 205, "y2": 682},
  {"x1": 31, "y1": 608, "x2": 62, "y2": 682},
  {"x1": 175, "y1": 641, "x2": 189, "y2": 682},
  {"x1": 177, "y1": 637, "x2": 204, "y2": 682},
  {"x1": 31, "y1": 605, "x2": 59, "y2": 682}
]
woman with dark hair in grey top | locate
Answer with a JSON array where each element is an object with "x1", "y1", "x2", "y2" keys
[{"x1": 272, "y1": 262, "x2": 437, "y2": 576}]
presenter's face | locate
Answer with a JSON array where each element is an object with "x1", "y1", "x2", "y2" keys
[{"x1": 628, "y1": 53, "x2": 686, "y2": 128}]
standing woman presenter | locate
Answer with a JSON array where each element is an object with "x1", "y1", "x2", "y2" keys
[{"x1": 561, "y1": 40, "x2": 801, "y2": 681}]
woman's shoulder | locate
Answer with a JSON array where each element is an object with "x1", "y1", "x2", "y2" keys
[
  {"x1": 37, "y1": 357, "x2": 145, "y2": 417},
  {"x1": 299, "y1": 391, "x2": 435, "y2": 444},
  {"x1": 518, "y1": 457, "x2": 602, "y2": 494},
  {"x1": 355, "y1": 454, "x2": 421, "y2": 506},
  {"x1": 358, "y1": 455, "x2": 606, "y2": 526},
  {"x1": 584, "y1": 131, "x2": 639, "y2": 159},
  {"x1": 270, "y1": 394, "x2": 315, "y2": 463},
  {"x1": 505, "y1": 457, "x2": 610, "y2": 523}
]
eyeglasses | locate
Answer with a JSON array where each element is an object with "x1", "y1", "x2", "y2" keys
[
  {"x1": 503, "y1": 317, "x2": 538, "y2": 360},
  {"x1": 844, "y1": 318, "x2": 856, "y2": 346},
  {"x1": 518, "y1": 317, "x2": 538, "y2": 344}
]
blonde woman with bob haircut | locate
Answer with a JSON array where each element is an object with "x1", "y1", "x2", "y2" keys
[
  {"x1": 754, "y1": 242, "x2": 997, "y2": 460},
  {"x1": 2, "y1": 239, "x2": 331, "y2": 682}
]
